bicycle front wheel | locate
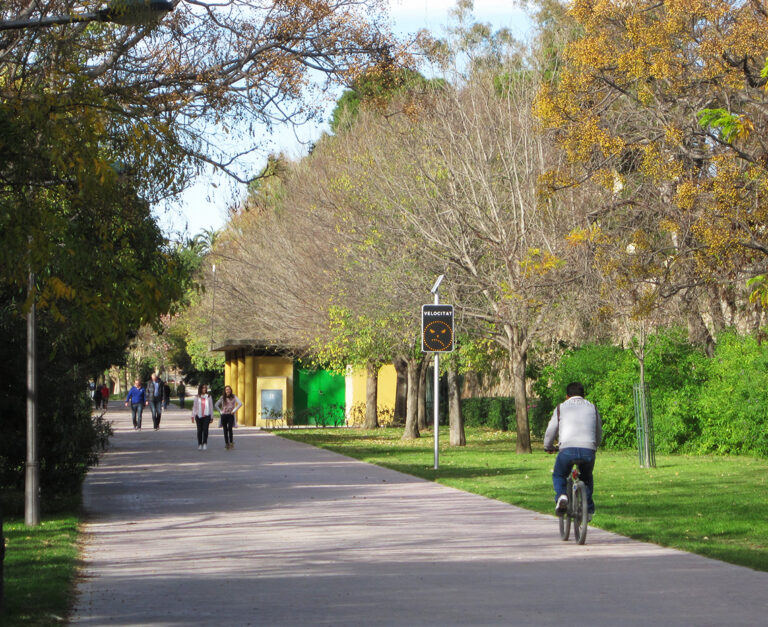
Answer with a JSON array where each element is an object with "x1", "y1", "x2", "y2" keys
[{"x1": 573, "y1": 481, "x2": 589, "y2": 545}]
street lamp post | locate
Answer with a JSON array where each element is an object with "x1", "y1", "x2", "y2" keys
[
  {"x1": 210, "y1": 264, "x2": 216, "y2": 349},
  {"x1": 25, "y1": 270, "x2": 38, "y2": 527}
]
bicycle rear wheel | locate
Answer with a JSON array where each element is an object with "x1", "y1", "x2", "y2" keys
[
  {"x1": 573, "y1": 481, "x2": 589, "y2": 545},
  {"x1": 559, "y1": 478, "x2": 572, "y2": 541}
]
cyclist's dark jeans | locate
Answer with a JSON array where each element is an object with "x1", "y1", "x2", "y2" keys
[{"x1": 553, "y1": 447, "x2": 596, "y2": 514}]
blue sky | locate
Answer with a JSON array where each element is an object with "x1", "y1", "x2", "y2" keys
[{"x1": 156, "y1": 1, "x2": 532, "y2": 239}]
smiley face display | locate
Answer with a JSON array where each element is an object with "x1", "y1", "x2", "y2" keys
[{"x1": 423, "y1": 320, "x2": 453, "y2": 351}]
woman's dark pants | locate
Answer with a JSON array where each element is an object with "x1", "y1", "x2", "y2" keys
[{"x1": 195, "y1": 416, "x2": 211, "y2": 445}]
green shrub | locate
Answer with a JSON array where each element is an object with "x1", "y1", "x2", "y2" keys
[
  {"x1": 532, "y1": 344, "x2": 636, "y2": 448},
  {"x1": 293, "y1": 404, "x2": 346, "y2": 427},
  {"x1": 461, "y1": 397, "x2": 514, "y2": 430},
  {"x1": 532, "y1": 327, "x2": 768, "y2": 457},
  {"x1": 1, "y1": 300, "x2": 113, "y2": 501},
  {"x1": 696, "y1": 330, "x2": 768, "y2": 456},
  {"x1": 643, "y1": 328, "x2": 708, "y2": 453}
]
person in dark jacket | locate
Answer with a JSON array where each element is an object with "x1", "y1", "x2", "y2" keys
[
  {"x1": 177, "y1": 382, "x2": 186, "y2": 409},
  {"x1": 146, "y1": 373, "x2": 164, "y2": 430},
  {"x1": 124, "y1": 379, "x2": 146, "y2": 430}
]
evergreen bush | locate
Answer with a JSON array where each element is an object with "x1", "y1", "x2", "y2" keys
[
  {"x1": 460, "y1": 397, "x2": 514, "y2": 430},
  {"x1": 532, "y1": 344, "x2": 635, "y2": 447},
  {"x1": 0, "y1": 301, "x2": 113, "y2": 504},
  {"x1": 532, "y1": 327, "x2": 768, "y2": 457},
  {"x1": 696, "y1": 330, "x2": 768, "y2": 456}
]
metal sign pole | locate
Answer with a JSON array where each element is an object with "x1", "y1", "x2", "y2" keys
[
  {"x1": 430, "y1": 275, "x2": 444, "y2": 470},
  {"x1": 433, "y1": 351, "x2": 439, "y2": 470}
]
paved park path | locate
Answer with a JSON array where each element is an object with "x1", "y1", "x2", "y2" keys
[{"x1": 70, "y1": 402, "x2": 768, "y2": 626}]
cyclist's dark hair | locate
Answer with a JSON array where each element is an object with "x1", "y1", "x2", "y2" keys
[{"x1": 566, "y1": 381, "x2": 585, "y2": 397}]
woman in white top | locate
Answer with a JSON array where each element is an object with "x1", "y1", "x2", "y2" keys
[
  {"x1": 215, "y1": 385, "x2": 243, "y2": 449},
  {"x1": 191, "y1": 384, "x2": 214, "y2": 450}
]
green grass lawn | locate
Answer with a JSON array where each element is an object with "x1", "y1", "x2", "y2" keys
[
  {"x1": 278, "y1": 426, "x2": 768, "y2": 572},
  {"x1": 1, "y1": 513, "x2": 80, "y2": 625}
]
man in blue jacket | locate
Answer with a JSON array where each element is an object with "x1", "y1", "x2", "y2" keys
[
  {"x1": 544, "y1": 381, "x2": 602, "y2": 519},
  {"x1": 124, "y1": 379, "x2": 146, "y2": 430}
]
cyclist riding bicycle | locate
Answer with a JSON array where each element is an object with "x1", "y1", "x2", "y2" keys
[{"x1": 543, "y1": 381, "x2": 602, "y2": 520}]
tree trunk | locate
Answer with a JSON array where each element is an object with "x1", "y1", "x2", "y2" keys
[
  {"x1": 402, "y1": 356, "x2": 421, "y2": 439},
  {"x1": 417, "y1": 357, "x2": 430, "y2": 431},
  {"x1": 684, "y1": 290, "x2": 715, "y2": 357},
  {"x1": 393, "y1": 357, "x2": 407, "y2": 424},
  {"x1": 447, "y1": 358, "x2": 465, "y2": 446},
  {"x1": 510, "y1": 348, "x2": 531, "y2": 453},
  {"x1": 364, "y1": 363, "x2": 379, "y2": 429}
]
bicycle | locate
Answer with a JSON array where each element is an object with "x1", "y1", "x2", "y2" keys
[{"x1": 558, "y1": 464, "x2": 590, "y2": 545}]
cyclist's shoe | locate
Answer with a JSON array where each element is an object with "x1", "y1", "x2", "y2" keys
[{"x1": 556, "y1": 495, "x2": 568, "y2": 515}]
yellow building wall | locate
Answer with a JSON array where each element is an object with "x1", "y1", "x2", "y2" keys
[
  {"x1": 237, "y1": 354, "x2": 245, "y2": 400},
  {"x1": 377, "y1": 364, "x2": 397, "y2": 409},
  {"x1": 256, "y1": 376, "x2": 289, "y2": 427},
  {"x1": 244, "y1": 355, "x2": 255, "y2": 426},
  {"x1": 254, "y1": 356, "x2": 293, "y2": 377},
  {"x1": 224, "y1": 359, "x2": 232, "y2": 390},
  {"x1": 253, "y1": 356, "x2": 293, "y2": 427},
  {"x1": 230, "y1": 355, "x2": 239, "y2": 398},
  {"x1": 348, "y1": 364, "x2": 397, "y2": 411}
]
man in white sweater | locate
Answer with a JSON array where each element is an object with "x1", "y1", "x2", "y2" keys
[{"x1": 543, "y1": 382, "x2": 603, "y2": 518}]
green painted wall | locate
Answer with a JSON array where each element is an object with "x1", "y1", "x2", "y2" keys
[{"x1": 293, "y1": 367, "x2": 346, "y2": 426}]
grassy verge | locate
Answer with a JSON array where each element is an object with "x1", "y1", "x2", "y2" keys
[
  {"x1": 1, "y1": 512, "x2": 80, "y2": 625},
  {"x1": 278, "y1": 426, "x2": 768, "y2": 572}
]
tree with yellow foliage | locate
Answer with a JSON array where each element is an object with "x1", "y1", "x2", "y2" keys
[{"x1": 535, "y1": 0, "x2": 768, "y2": 332}]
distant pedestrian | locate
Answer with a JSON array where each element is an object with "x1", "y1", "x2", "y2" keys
[
  {"x1": 163, "y1": 382, "x2": 171, "y2": 409},
  {"x1": 177, "y1": 382, "x2": 186, "y2": 409},
  {"x1": 146, "y1": 373, "x2": 164, "y2": 430},
  {"x1": 215, "y1": 385, "x2": 243, "y2": 450},
  {"x1": 101, "y1": 384, "x2": 109, "y2": 410},
  {"x1": 125, "y1": 379, "x2": 146, "y2": 430},
  {"x1": 93, "y1": 384, "x2": 101, "y2": 410},
  {"x1": 191, "y1": 384, "x2": 214, "y2": 450}
]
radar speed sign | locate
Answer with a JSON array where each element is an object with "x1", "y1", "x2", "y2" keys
[{"x1": 421, "y1": 304, "x2": 454, "y2": 352}]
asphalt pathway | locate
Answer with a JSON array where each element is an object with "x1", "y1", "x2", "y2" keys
[{"x1": 70, "y1": 402, "x2": 768, "y2": 626}]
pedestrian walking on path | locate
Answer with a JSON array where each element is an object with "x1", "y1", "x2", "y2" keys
[
  {"x1": 177, "y1": 381, "x2": 186, "y2": 408},
  {"x1": 146, "y1": 373, "x2": 164, "y2": 430},
  {"x1": 215, "y1": 385, "x2": 243, "y2": 449},
  {"x1": 124, "y1": 379, "x2": 145, "y2": 430},
  {"x1": 100, "y1": 383, "x2": 109, "y2": 410},
  {"x1": 191, "y1": 383, "x2": 213, "y2": 450}
]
